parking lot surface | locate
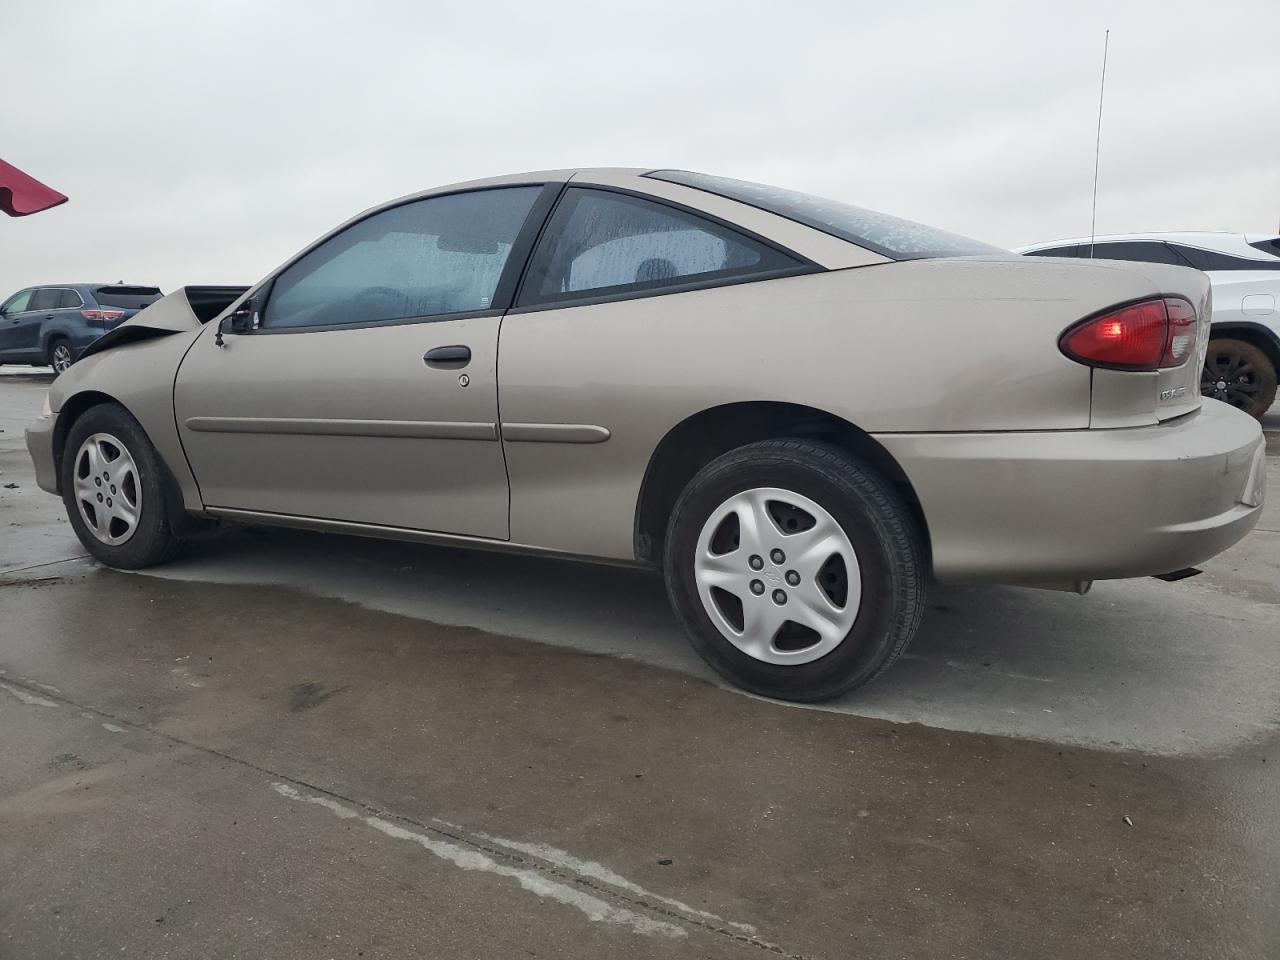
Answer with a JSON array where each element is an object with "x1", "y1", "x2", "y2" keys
[{"x1": 2, "y1": 368, "x2": 1278, "y2": 959}]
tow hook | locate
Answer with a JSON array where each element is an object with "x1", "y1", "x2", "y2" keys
[{"x1": 1153, "y1": 567, "x2": 1202, "y2": 583}]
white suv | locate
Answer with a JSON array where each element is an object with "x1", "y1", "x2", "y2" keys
[{"x1": 1019, "y1": 232, "x2": 1280, "y2": 419}]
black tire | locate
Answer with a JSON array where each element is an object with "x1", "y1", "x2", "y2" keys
[
  {"x1": 60, "y1": 403, "x2": 187, "y2": 569},
  {"x1": 48, "y1": 337, "x2": 73, "y2": 374},
  {"x1": 663, "y1": 440, "x2": 926, "y2": 702},
  {"x1": 1202, "y1": 338, "x2": 1277, "y2": 420}
]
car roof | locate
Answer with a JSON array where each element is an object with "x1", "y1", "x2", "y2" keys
[
  {"x1": 18, "y1": 282, "x2": 156, "y2": 290},
  {"x1": 296, "y1": 167, "x2": 889, "y2": 278},
  {"x1": 1017, "y1": 231, "x2": 1280, "y2": 259},
  {"x1": 384, "y1": 167, "x2": 649, "y2": 202}
]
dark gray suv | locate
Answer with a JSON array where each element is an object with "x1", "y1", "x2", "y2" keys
[{"x1": 0, "y1": 283, "x2": 162, "y2": 373}]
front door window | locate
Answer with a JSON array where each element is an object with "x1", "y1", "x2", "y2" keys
[{"x1": 263, "y1": 186, "x2": 543, "y2": 330}]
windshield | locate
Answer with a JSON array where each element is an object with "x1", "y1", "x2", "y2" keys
[{"x1": 646, "y1": 169, "x2": 1006, "y2": 261}]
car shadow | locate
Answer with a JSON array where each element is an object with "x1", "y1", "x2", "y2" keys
[{"x1": 149, "y1": 521, "x2": 1279, "y2": 757}]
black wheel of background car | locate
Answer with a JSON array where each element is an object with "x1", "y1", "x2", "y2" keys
[
  {"x1": 60, "y1": 403, "x2": 186, "y2": 569},
  {"x1": 663, "y1": 439, "x2": 926, "y2": 702},
  {"x1": 1201, "y1": 339, "x2": 1277, "y2": 420},
  {"x1": 49, "y1": 338, "x2": 73, "y2": 374}
]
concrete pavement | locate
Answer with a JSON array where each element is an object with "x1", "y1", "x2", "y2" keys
[{"x1": 2, "y1": 368, "x2": 1278, "y2": 958}]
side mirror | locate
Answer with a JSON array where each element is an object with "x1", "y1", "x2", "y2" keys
[
  {"x1": 228, "y1": 302, "x2": 255, "y2": 334},
  {"x1": 214, "y1": 302, "x2": 256, "y2": 347}
]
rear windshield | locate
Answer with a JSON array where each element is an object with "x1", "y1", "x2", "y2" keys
[
  {"x1": 645, "y1": 170, "x2": 1005, "y2": 260},
  {"x1": 94, "y1": 285, "x2": 162, "y2": 309}
]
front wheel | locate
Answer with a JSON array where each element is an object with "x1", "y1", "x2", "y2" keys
[
  {"x1": 60, "y1": 403, "x2": 187, "y2": 569},
  {"x1": 663, "y1": 440, "x2": 926, "y2": 702},
  {"x1": 1201, "y1": 338, "x2": 1277, "y2": 419}
]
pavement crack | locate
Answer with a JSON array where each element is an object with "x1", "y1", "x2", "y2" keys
[
  {"x1": 0, "y1": 555, "x2": 89, "y2": 577},
  {"x1": 0, "y1": 673, "x2": 812, "y2": 958}
]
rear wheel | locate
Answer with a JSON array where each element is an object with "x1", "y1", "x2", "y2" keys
[
  {"x1": 49, "y1": 338, "x2": 73, "y2": 374},
  {"x1": 663, "y1": 440, "x2": 926, "y2": 702},
  {"x1": 1201, "y1": 338, "x2": 1277, "y2": 419},
  {"x1": 60, "y1": 404, "x2": 186, "y2": 569}
]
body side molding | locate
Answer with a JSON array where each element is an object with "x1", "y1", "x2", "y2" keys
[
  {"x1": 500, "y1": 422, "x2": 611, "y2": 443},
  {"x1": 184, "y1": 417, "x2": 498, "y2": 441}
]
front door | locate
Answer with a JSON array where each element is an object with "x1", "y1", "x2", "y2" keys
[
  {"x1": 21, "y1": 287, "x2": 70, "y2": 355},
  {"x1": 0, "y1": 289, "x2": 34, "y2": 357},
  {"x1": 174, "y1": 185, "x2": 549, "y2": 539}
]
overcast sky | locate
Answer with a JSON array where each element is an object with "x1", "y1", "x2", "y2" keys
[{"x1": 3, "y1": 0, "x2": 1278, "y2": 294}]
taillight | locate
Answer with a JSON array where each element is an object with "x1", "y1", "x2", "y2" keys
[
  {"x1": 81, "y1": 309, "x2": 125, "y2": 321},
  {"x1": 1161, "y1": 298, "x2": 1196, "y2": 367},
  {"x1": 1059, "y1": 297, "x2": 1198, "y2": 371}
]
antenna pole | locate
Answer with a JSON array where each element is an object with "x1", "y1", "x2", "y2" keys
[{"x1": 1089, "y1": 29, "x2": 1110, "y2": 258}]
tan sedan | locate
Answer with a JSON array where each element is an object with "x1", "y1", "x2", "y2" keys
[{"x1": 26, "y1": 168, "x2": 1267, "y2": 700}]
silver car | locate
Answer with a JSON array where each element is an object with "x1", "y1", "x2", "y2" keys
[{"x1": 25, "y1": 168, "x2": 1268, "y2": 701}]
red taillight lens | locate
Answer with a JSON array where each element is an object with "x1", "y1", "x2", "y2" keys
[
  {"x1": 1059, "y1": 297, "x2": 1197, "y2": 371},
  {"x1": 81, "y1": 309, "x2": 124, "y2": 321},
  {"x1": 81, "y1": 309, "x2": 102, "y2": 320}
]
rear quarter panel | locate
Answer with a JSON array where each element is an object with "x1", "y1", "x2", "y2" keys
[
  {"x1": 1206, "y1": 272, "x2": 1280, "y2": 346},
  {"x1": 498, "y1": 256, "x2": 1158, "y2": 559}
]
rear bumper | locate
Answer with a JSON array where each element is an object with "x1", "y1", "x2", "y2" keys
[
  {"x1": 876, "y1": 400, "x2": 1266, "y2": 585},
  {"x1": 25, "y1": 414, "x2": 59, "y2": 495}
]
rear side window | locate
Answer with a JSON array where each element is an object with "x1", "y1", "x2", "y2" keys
[
  {"x1": 29, "y1": 288, "x2": 61, "y2": 310},
  {"x1": 1248, "y1": 238, "x2": 1280, "y2": 259},
  {"x1": 1168, "y1": 244, "x2": 1280, "y2": 272},
  {"x1": 646, "y1": 169, "x2": 1005, "y2": 260},
  {"x1": 264, "y1": 186, "x2": 542, "y2": 329},
  {"x1": 95, "y1": 286, "x2": 162, "y2": 309},
  {"x1": 1088, "y1": 241, "x2": 1184, "y2": 265},
  {"x1": 1024, "y1": 245, "x2": 1080, "y2": 258},
  {"x1": 518, "y1": 188, "x2": 802, "y2": 306},
  {"x1": 57, "y1": 289, "x2": 83, "y2": 308}
]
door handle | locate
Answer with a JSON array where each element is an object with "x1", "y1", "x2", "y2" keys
[{"x1": 423, "y1": 345, "x2": 471, "y2": 369}]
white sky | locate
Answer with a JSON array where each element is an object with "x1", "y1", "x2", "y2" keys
[{"x1": 3, "y1": 0, "x2": 1278, "y2": 294}]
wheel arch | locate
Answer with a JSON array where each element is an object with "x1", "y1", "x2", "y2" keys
[
  {"x1": 52, "y1": 390, "x2": 121, "y2": 485},
  {"x1": 634, "y1": 401, "x2": 931, "y2": 570},
  {"x1": 42, "y1": 328, "x2": 74, "y2": 362},
  {"x1": 52, "y1": 392, "x2": 190, "y2": 533},
  {"x1": 1208, "y1": 322, "x2": 1280, "y2": 375}
]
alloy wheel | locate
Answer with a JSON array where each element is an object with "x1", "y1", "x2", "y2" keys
[
  {"x1": 1202, "y1": 346, "x2": 1264, "y2": 411},
  {"x1": 693, "y1": 487, "x2": 861, "y2": 665},
  {"x1": 51, "y1": 343, "x2": 72, "y2": 374},
  {"x1": 72, "y1": 432, "x2": 142, "y2": 545}
]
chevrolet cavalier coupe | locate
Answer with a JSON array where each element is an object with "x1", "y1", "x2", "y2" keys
[{"x1": 26, "y1": 168, "x2": 1268, "y2": 701}]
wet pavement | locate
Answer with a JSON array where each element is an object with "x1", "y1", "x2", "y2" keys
[{"x1": 2, "y1": 368, "x2": 1278, "y2": 958}]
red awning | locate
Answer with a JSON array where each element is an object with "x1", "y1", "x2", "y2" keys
[{"x1": 0, "y1": 159, "x2": 68, "y2": 217}]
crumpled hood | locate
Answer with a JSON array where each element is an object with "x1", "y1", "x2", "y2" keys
[{"x1": 78, "y1": 286, "x2": 249, "y2": 361}]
